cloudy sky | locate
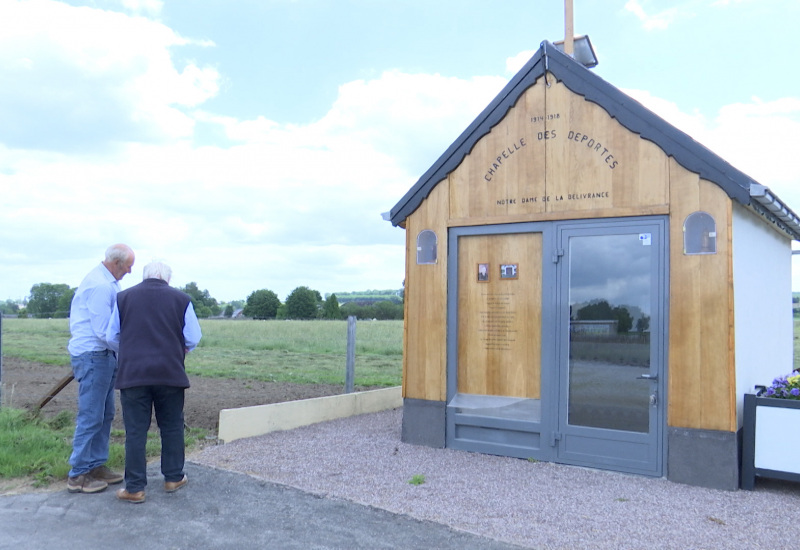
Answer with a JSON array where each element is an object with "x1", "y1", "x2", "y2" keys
[{"x1": 2, "y1": 0, "x2": 799, "y2": 303}]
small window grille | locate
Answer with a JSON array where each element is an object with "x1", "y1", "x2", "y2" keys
[
  {"x1": 683, "y1": 212, "x2": 717, "y2": 254},
  {"x1": 416, "y1": 230, "x2": 437, "y2": 264}
]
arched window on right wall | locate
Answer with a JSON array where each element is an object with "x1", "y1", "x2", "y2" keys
[{"x1": 683, "y1": 211, "x2": 717, "y2": 255}]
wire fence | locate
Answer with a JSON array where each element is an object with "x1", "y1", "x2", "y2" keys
[{"x1": 0, "y1": 316, "x2": 404, "y2": 411}]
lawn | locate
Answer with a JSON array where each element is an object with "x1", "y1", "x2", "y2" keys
[{"x1": 0, "y1": 317, "x2": 404, "y2": 387}]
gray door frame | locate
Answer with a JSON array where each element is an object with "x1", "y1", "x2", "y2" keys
[
  {"x1": 445, "y1": 216, "x2": 668, "y2": 476},
  {"x1": 445, "y1": 221, "x2": 557, "y2": 460},
  {"x1": 553, "y1": 216, "x2": 668, "y2": 477}
]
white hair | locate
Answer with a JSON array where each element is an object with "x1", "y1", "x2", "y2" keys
[
  {"x1": 105, "y1": 243, "x2": 133, "y2": 264},
  {"x1": 142, "y1": 261, "x2": 172, "y2": 282}
]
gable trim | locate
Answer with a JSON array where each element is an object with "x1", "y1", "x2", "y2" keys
[{"x1": 389, "y1": 42, "x2": 800, "y2": 240}]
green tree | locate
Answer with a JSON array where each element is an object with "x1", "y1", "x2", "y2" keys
[
  {"x1": 322, "y1": 294, "x2": 342, "y2": 320},
  {"x1": 223, "y1": 304, "x2": 234, "y2": 318},
  {"x1": 27, "y1": 283, "x2": 73, "y2": 318},
  {"x1": 57, "y1": 288, "x2": 76, "y2": 318},
  {"x1": 180, "y1": 282, "x2": 220, "y2": 318},
  {"x1": 612, "y1": 306, "x2": 633, "y2": 333},
  {"x1": 374, "y1": 300, "x2": 403, "y2": 320},
  {"x1": 576, "y1": 300, "x2": 633, "y2": 333},
  {"x1": 635, "y1": 314, "x2": 651, "y2": 333},
  {"x1": 340, "y1": 302, "x2": 368, "y2": 319},
  {"x1": 0, "y1": 299, "x2": 20, "y2": 315},
  {"x1": 576, "y1": 300, "x2": 613, "y2": 321},
  {"x1": 284, "y1": 286, "x2": 320, "y2": 320},
  {"x1": 243, "y1": 289, "x2": 281, "y2": 319}
]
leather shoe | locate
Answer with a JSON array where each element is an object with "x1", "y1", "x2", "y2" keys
[
  {"x1": 116, "y1": 488, "x2": 145, "y2": 503},
  {"x1": 67, "y1": 474, "x2": 107, "y2": 494},
  {"x1": 90, "y1": 465, "x2": 123, "y2": 485},
  {"x1": 164, "y1": 474, "x2": 188, "y2": 493}
]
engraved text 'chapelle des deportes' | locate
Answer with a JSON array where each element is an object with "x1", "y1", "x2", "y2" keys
[{"x1": 483, "y1": 113, "x2": 618, "y2": 207}]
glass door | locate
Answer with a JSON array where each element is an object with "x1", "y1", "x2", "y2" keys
[{"x1": 556, "y1": 219, "x2": 666, "y2": 476}]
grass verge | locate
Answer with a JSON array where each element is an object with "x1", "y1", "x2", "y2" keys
[{"x1": 0, "y1": 407, "x2": 207, "y2": 489}]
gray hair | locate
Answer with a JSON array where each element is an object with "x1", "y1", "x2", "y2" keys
[
  {"x1": 105, "y1": 243, "x2": 133, "y2": 264},
  {"x1": 142, "y1": 261, "x2": 172, "y2": 282}
]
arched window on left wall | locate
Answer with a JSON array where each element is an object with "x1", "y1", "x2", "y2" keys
[{"x1": 416, "y1": 230, "x2": 437, "y2": 264}]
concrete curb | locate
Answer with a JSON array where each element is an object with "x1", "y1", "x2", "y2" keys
[{"x1": 218, "y1": 386, "x2": 402, "y2": 443}]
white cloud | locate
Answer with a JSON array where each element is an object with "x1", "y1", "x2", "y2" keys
[
  {"x1": 314, "y1": 70, "x2": 507, "y2": 175},
  {"x1": 120, "y1": 0, "x2": 163, "y2": 16},
  {"x1": 506, "y1": 51, "x2": 536, "y2": 75},
  {"x1": 8, "y1": 2, "x2": 795, "y2": 303},
  {"x1": 0, "y1": 0, "x2": 218, "y2": 151},
  {"x1": 624, "y1": 0, "x2": 685, "y2": 30},
  {"x1": 625, "y1": 88, "x2": 800, "y2": 206},
  {"x1": 0, "y1": 3, "x2": 511, "y2": 301}
]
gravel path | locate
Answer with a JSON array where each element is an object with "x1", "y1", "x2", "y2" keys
[{"x1": 192, "y1": 408, "x2": 800, "y2": 549}]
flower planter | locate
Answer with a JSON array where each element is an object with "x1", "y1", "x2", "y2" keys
[{"x1": 741, "y1": 393, "x2": 800, "y2": 489}]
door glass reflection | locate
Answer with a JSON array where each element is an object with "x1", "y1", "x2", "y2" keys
[{"x1": 568, "y1": 234, "x2": 651, "y2": 433}]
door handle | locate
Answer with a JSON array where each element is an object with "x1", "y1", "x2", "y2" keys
[{"x1": 637, "y1": 373, "x2": 658, "y2": 381}]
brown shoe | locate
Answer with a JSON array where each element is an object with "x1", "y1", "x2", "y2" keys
[
  {"x1": 164, "y1": 474, "x2": 188, "y2": 493},
  {"x1": 90, "y1": 465, "x2": 124, "y2": 485},
  {"x1": 116, "y1": 488, "x2": 146, "y2": 504},
  {"x1": 67, "y1": 474, "x2": 108, "y2": 494}
]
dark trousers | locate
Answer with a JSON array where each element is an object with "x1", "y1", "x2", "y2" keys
[{"x1": 120, "y1": 386, "x2": 186, "y2": 493}]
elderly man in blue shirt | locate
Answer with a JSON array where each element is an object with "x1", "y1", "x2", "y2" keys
[
  {"x1": 106, "y1": 260, "x2": 202, "y2": 504},
  {"x1": 67, "y1": 243, "x2": 135, "y2": 494}
]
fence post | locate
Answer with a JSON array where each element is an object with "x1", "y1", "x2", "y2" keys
[{"x1": 345, "y1": 315, "x2": 356, "y2": 394}]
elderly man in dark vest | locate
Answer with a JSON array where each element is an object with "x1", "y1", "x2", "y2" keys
[{"x1": 106, "y1": 261, "x2": 202, "y2": 504}]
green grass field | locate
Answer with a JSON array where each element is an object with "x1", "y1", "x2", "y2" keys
[
  {"x1": 795, "y1": 318, "x2": 800, "y2": 372},
  {"x1": 0, "y1": 317, "x2": 404, "y2": 387},
  {"x1": 0, "y1": 317, "x2": 402, "y2": 485}
]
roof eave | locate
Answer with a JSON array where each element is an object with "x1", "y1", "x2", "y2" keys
[{"x1": 388, "y1": 41, "x2": 800, "y2": 241}]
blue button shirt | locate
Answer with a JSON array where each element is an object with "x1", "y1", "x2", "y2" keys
[{"x1": 68, "y1": 263, "x2": 120, "y2": 356}]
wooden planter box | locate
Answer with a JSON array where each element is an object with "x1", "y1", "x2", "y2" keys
[{"x1": 741, "y1": 393, "x2": 800, "y2": 489}]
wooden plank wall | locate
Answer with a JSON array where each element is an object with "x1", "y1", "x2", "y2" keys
[
  {"x1": 400, "y1": 73, "x2": 738, "y2": 432},
  {"x1": 403, "y1": 181, "x2": 449, "y2": 402},
  {"x1": 667, "y1": 164, "x2": 735, "y2": 432},
  {"x1": 456, "y1": 233, "x2": 542, "y2": 398}
]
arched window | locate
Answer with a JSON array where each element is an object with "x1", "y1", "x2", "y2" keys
[
  {"x1": 416, "y1": 230, "x2": 437, "y2": 264},
  {"x1": 683, "y1": 212, "x2": 717, "y2": 254}
]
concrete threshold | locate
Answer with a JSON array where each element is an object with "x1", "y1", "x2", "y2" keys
[{"x1": 217, "y1": 386, "x2": 402, "y2": 443}]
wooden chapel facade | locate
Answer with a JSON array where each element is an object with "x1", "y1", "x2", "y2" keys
[{"x1": 388, "y1": 42, "x2": 800, "y2": 490}]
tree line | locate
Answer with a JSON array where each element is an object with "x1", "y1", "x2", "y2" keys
[
  {"x1": 243, "y1": 287, "x2": 403, "y2": 320},
  {"x1": 3, "y1": 282, "x2": 404, "y2": 321}
]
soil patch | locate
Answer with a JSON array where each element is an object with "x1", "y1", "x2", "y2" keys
[{"x1": 0, "y1": 357, "x2": 366, "y2": 435}]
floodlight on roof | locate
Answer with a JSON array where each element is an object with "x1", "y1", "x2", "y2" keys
[{"x1": 553, "y1": 35, "x2": 598, "y2": 68}]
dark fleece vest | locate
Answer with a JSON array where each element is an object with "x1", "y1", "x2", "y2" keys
[{"x1": 115, "y1": 278, "x2": 192, "y2": 390}]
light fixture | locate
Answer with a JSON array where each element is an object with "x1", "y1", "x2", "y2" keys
[{"x1": 553, "y1": 35, "x2": 598, "y2": 68}]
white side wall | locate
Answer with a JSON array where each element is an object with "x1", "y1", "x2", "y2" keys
[{"x1": 733, "y1": 203, "x2": 794, "y2": 426}]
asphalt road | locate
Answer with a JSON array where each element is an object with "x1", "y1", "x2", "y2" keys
[{"x1": 0, "y1": 461, "x2": 521, "y2": 550}]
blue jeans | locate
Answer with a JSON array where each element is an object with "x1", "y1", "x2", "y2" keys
[
  {"x1": 120, "y1": 386, "x2": 185, "y2": 493},
  {"x1": 68, "y1": 350, "x2": 118, "y2": 477}
]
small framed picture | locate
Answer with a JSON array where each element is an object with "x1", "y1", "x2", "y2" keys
[
  {"x1": 477, "y1": 263, "x2": 489, "y2": 282},
  {"x1": 499, "y1": 263, "x2": 518, "y2": 280}
]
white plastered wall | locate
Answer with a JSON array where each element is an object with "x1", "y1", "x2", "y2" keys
[{"x1": 733, "y1": 203, "x2": 794, "y2": 427}]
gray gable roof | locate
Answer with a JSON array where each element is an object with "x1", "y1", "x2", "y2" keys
[{"x1": 389, "y1": 41, "x2": 800, "y2": 240}]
